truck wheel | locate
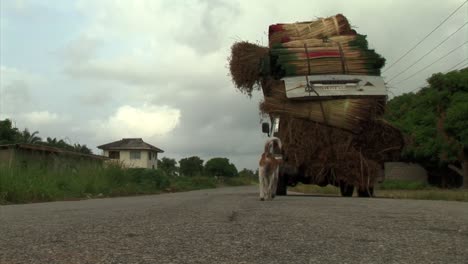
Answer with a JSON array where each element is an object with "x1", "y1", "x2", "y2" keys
[
  {"x1": 276, "y1": 174, "x2": 288, "y2": 196},
  {"x1": 357, "y1": 188, "x2": 374, "y2": 197},
  {"x1": 339, "y1": 182, "x2": 354, "y2": 197}
]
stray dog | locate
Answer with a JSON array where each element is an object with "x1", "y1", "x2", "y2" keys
[{"x1": 258, "y1": 137, "x2": 282, "y2": 201}]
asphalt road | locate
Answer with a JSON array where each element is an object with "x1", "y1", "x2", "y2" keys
[{"x1": 1, "y1": 186, "x2": 467, "y2": 264}]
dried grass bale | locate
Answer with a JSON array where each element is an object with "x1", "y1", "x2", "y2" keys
[
  {"x1": 268, "y1": 14, "x2": 355, "y2": 46},
  {"x1": 276, "y1": 116, "x2": 399, "y2": 187},
  {"x1": 259, "y1": 78, "x2": 386, "y2": 132},
  {"x1": 228, "y1": 41, "x2": 269, "y2": 96}
]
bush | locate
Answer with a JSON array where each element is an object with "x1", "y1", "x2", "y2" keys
[
  {"x1": 169, "y1": 176, "x2": 217, "y2": 192},
  {"x1": 222, "y1": 176, "x2": 254, "y2": 186}
]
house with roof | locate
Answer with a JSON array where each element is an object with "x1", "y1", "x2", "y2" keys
[{"x1": 97, "y1": 138, "x2": 164, "y2": 169}]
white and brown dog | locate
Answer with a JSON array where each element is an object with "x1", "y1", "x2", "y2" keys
[{"x1": 258, "y1": 137, "x2": 282, "y2": 201}]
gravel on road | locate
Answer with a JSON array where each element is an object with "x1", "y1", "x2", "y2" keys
[{"x1": 1, "y1": 186, "x2": 467, "y2": 264}]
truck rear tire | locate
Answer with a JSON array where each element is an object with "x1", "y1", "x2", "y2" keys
[
  {"x1": 339, "y1": 182, "x2": 354, "y2": 197},
  {"x1": 276, "y1": 174, "x2": 288, "y2": 196}
]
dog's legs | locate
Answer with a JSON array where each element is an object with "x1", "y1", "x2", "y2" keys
[
  {"x1": 268, "y1": 170, "x2": 277, "y2": 200},
  {"x1": 264, "y1": 173, "x2": 271, "y2": 200},
  {"x1": 258, "y1": 167, "x2": 265, "y2": 201},
  {"x1": 271, "y1": 168, "x2": 279, "y2": 199}
]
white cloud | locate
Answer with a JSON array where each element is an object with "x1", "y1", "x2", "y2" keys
[
  {"x1": 0, "y1": 65, "x2": 39, "y2": 82},
  {"x1": 92, "y1": 104, "x2": 181, "y2": 140},
  {"x1": 0, "y1": 65, "x2": 43, "y2": 114},
  {"x1": 22, "y1": 111, "x2": 62, "y2": 125}
]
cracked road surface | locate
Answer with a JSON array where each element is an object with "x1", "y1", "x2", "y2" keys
[{"x1": 1, "y1": 186, "x2": 467, "y2": 264}]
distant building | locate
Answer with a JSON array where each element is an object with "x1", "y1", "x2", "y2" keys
[
  {"x1": 0, "y1": 143, "x2": 108, "y2": 169},
  {"x1": 97, "y1": 138, "x2": 164, "y2": 169},
  {"x1": 384, "y1": 162, "x2": 428, "y2": 183}
]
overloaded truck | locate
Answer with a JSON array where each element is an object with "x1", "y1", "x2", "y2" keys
[{"x1": 229, "y1": 14, "x2": 404, "y2": 197}]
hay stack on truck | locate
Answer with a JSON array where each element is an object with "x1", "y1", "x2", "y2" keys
[{"x1": 229, "y1": 14, "x2": 403, "y2": 197}]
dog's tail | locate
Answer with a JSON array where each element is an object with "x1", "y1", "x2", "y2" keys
[{"x1": 264, "y1": 137, "x2": 282, "y2": 155}]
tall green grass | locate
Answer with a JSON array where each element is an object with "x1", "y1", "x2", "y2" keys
[
  {"x1": 0, "y1": 162, "x2": 168, "y2": 203},
  {"x1": 0, "y1": 161, "x2": 255, "y2": 204}
]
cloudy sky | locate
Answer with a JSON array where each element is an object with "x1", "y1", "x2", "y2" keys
[{"x1": 0, "y1": 0, "x2": 466, "y2": 170}]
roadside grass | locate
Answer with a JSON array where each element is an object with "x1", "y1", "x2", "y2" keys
[
  {"x1": 375, "y1": 189, "x2": 468, "y2": 202},
  {"x1": 0, "y1": 163, "x2": 255, "y2": 204},
  {"x1": 290, "y1": 184, "x2": 340, "y2": 195},
  {"x1": 289, "y1": 180, "x2": 468, "y2": 202},
  {"x1": 378, "y1": 179, "x2": 429, "y2": 190}
]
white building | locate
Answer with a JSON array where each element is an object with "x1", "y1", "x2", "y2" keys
[{"x1": 98, "y1": 138, "x2": 164, "y2": 169}]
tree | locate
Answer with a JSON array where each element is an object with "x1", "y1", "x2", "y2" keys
[
  {"x1": 73, "y1": 144, "x2": 92, "y2": 155},
  {"x1": 0, "y1": 119, "x2": 20, "y2": 144},
  {"x1": 386, "y1": 68, "x2": 468, "y2": 188},
  {"x1": 159, "y1": 157, "x2": 178, "y2": 176},
  {"x1": 239, "y1": 168, "x2": 256, "y2": 178},
  {"x1": 0, "y1": 119, "x2": 93, "y2": 154},
  {"x1": 179, "y1": 156, "x2": 204, "y2": 177},
  {"x1": 204, "y1": 157, "x2": 238, "y2": 177},
  {"x1": 18, "y1": 129, "x2": 42, "y2": 144},
  {"x1": 41, "y1": 137, "x2": 93, "y2": 154}
]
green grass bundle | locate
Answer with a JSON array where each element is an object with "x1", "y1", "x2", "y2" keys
[{"x1": 270, "y1": 34, "x2": 386, "y2": 78}]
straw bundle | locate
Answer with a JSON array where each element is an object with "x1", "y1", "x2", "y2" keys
[
  {"x1": 228, "y1": 41, "x2": 269, "y2": 96},
  {"x1": 269, "y1": 34, "x2": 386, "y2": 77},
  {"x1": 277, "y1": 116, "x2": 385, "y2": 187},
  {"x1": 259, "y1": 78, "x2": 385, "y2": 132},
  {"x1": 269, "y1": 14, "x2": 355, "y2": 46},
  {"x1": 260, "y1": 97, "x2": 383, "y2": 132}
]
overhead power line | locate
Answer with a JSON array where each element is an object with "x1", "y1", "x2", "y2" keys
[
  {"x1": 393, "y1": 41, "x2": 467, "y2": 85},
  {"x1": 445, "y1": 58, "x2": 468, "y2": 72},
  {"x1": 457, "y1": 62, "x2": 468, "y2": 70},
  {"x1": 405, "y1": 55, "x2": 468, "y2": 94},
  {"x1": 386, "y1": 21, "x2": 468, "y2": 82},
  {"x1": 382, "y1": 0, "x2": 468, "y2": 73}
]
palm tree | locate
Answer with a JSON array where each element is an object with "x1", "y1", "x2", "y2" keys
[
  {"x1": 73, "y1": 144, "x2": 92, "y2": 154},
  {"x1": 19, "y1": 129, "x2": 42, "y2": 144}
]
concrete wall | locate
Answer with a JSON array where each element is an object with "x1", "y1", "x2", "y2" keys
[
  {"x1": 2, "y1": 148, "x2": 103, "y2": 169},
  {"x1": 384, "y1": 162, "x2": 427, "y2": 182},
  {"x1": 103, "y1": 150, "x2": 158, "y2": 169},
  {"x1": 0, "y1": 149, "x2": 14, "y2": 167}
]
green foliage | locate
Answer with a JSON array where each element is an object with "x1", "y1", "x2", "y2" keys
[
  {"x1": 290, "y1": 184, "x2": 468, "y2": 201},
  {"x1": 179, "y1": 156, "x2": 204, "y2": 177},
  {"x1": 0, "y1": 119, "x2": 20, "y2": 144},
  {"x1": 17, "y1": 129, "x2": 42, "y2": 144},
  {"x1": 386, "y1": 68, "x2": 468, "y2": 168},
  {"x1": 158, "y1": 157, "x2": 178, "y2": 176},
  {"x1": 445, "y1": 92, "x2": 468, "y2": 148},
  {"x1": 0, "y1": 160, "x2": 254, "y2": 204},
  {"x1": 378, "y1": 180, "x2": 429, "y2": 190},
  {"x1": 238, "y1": 168, "x2": 256, "y2": 178},
  {"x1": 0, "y1": 119, "x2": 92, "y2": 154},
  {"x1": 40, "y1": 137, "x2": 92, "y2": 154},
  {"x1": 166, "y1": 176, "x2": 216, "y2": 192},
  {"x1": 221, "y1": 176, "x2": 254, "y2": 186},
  {"x1": 204, "y1": 157, "x2": 238, "y2": 177},
  {"x1": 126, "y1": 168, "x2": 170, "y2": 189}
]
